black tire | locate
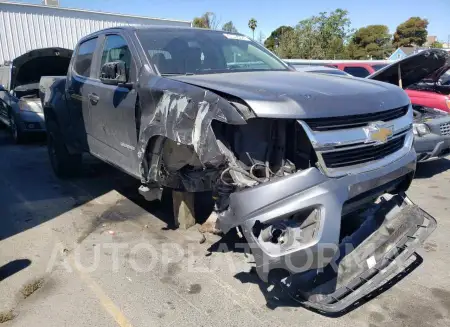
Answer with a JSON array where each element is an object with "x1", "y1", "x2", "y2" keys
[
  {"x1": 46, "y1": 119, "x2": 82, "y2": 178},
  {"x1": 9, "y1": 113, "x2": 25, "y2": 144}
]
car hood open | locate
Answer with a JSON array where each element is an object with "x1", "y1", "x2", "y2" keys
[
  {"x1": 11, "y1": 47, "x2": 72, "y2": 91},
  {"x1": 171, "y1": 71, "x2": 409, "y2": 119},
  {"x1": 368, "y1": 49, "x2": 450, "y2": 88}
]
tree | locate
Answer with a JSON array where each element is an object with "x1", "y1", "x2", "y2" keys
[
  {"x1": 431, "y1": 41, "x2": 443, "y2": 48},
  {"x1": 192, "y1": 12, "x2": 219, "y2": 29},
  {"x1": 350, "y1": 25, "x2": 392, "y2": 59},
  {"x1": 277, "y1": 29, "x2": 301, "y2": 58},
  {"x1": 393, "y1": 17, "x2": 429, "y2": 47},
  {"x1": 277, "y1": 9, "x2": 353, "y2": 59},
  {"x1": 248, "y1": 18, "x2": 257, "y2": 39},
  {"x1": 264, "y1": 26, "x2": 294, "y2": 51},
  {"x1": 222, "y1": 21, "x2": 238, "y2": 33}
]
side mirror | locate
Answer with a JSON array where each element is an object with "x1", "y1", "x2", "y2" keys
[
  {"x1": 0, "y1": 84, "x2": 5, "y2": 92},
  {"x1": 100, "y1": 61, "x2": 128, "y2": 86}
]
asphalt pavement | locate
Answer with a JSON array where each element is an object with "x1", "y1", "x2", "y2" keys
[{"x1": 0, "y1": 126, "x2": 449, "y2": 327}]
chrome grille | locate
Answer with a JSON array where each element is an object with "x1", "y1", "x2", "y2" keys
[
  {"x1": 440, "y1": 122, "x2": 450, "y2": 136},
  {"x1": 321, "y1": 135, "x2": 406, "y2": 168},
  {"x1": 303, "y1": 106, "x2": 408, "y2": 131},
  {"x1": 298, "y1": 104, "x2": 413, "y2": 177}
]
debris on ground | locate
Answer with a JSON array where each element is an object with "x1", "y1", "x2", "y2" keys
[
  {"x1": 0, "y1": 310, "x2": 14, "y2": 323},
  {"x1": 20, "y1": 278, "x2": 45, "y2": 299}
]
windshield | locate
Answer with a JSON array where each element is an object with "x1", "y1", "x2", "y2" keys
[
  {"x1": 136, "y1": 29, "x2": 289, "y2": 75},
  {"x1": 439, "y1": 69, "x2": 450, "y2": 85}
]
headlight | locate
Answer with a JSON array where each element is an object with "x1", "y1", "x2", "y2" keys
[
  {"x1": 413, "y1": 123, "x2": 430, "y2": 136},
  {"x1": 18, "y1": 100, "x2": 42, "y2": 113}
]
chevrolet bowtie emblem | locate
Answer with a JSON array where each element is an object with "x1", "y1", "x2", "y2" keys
[{"x1": 364, "y1": 123, "x2": 393, "y2": 144}]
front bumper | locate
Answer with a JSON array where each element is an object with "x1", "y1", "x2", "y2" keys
[
  {"x1": 283, "y1": 199, "x2": 436, "y2": 313},
  {"x1": 218, "y1": 150, "x2": 419, "y2": 282},
  {"x1": 18, "y1": 111, "x2": 46, "y2": 132},
  {"x1": 414, "y1": 134, "x2": 450, "y2": 161},
  {"x1": 217, "y1": 149, "x2": 435, "y2": 312}
]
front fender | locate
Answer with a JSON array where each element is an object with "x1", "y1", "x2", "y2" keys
[{"x1": 135, "y1": 67, "x2": 248, "y2": 183}]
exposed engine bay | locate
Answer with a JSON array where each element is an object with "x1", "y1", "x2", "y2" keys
[{"x1": 155, "y1": 118, "x2": 316, "y2": 208}]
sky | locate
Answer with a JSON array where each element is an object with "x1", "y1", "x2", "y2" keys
[{"x1": 10, "y1": 0, "x2": 450, "y2": 43}]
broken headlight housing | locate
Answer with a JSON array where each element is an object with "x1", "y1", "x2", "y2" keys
[{"x1": 413, "y1": 123, "x2": 430, "y2": 136}]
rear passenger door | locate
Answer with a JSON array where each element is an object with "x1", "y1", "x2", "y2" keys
[
  {"x1": 91, "y1": 33, "x2": 139, "y2": 174},
  {"x1": 66, "y1": 37, "x2": 99, "y2": 150}
]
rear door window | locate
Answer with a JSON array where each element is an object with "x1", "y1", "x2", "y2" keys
[
  {"x1": 74, "y1": 38, "x2": 98, "y2": 78},
  {"x1": 372, "y1": 64, "x2": 388, "y2": 71},
  {"x1": 343, "y1": 66, "x2": 370, "y2": 78}
]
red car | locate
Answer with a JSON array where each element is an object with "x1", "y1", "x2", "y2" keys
[
  {"x1": 406, "y1": 67, "x2": 450, "y2": 112},
  {"x1": 335, "y1": 61, "x2": 450, "y2": 113},
  {"x1": 332, "y1": 62, "x2": 388, "y2": 78}
]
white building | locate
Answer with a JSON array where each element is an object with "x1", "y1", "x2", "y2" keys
[{"x1": 0, "y1": 1, "x2": 191, "y2": 64}]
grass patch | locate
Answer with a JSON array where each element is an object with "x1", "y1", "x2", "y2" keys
[
  {"x1": 20, "y1": 278, "x2": 44, "y2": 299},
  {"x1": 0, "y1": 310, "x2": 14, "y2": 323}
]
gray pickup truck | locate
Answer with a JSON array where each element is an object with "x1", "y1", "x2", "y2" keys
[{"x1": 40, "y1": 26, "x2": 435, "y2": 313}]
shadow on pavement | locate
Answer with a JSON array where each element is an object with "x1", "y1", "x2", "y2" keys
[
  {"x1": 0, "y1": 127, "x2": 176, "y2": 241},
  {"x1": 0, "y1": 259, "x2": 32, "y2": 282},
  {"x1": 415, "y1": 158, "x2": 450, "y2": 179}
]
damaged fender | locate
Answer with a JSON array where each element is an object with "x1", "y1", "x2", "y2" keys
[{"x1": 135, "y1": 65, "x2": 249, "y2": 188}]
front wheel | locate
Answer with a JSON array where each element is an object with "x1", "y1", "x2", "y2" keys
[{"x1": 46, "y1": 119, "x2": 82, "y2": 178}]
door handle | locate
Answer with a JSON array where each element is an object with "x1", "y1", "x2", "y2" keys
[{"x1": 88, "y1": 93, "x2": 100, "y2": 105}]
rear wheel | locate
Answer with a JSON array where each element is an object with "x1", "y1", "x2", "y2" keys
[
  {"x1": 46, "y1": 119, "x2": 82, "y2": 178},
  {"x1": 9, "y1": 113, "x2": 25, "y2": 144}
]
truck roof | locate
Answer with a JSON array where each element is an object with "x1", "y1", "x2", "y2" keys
[{"x1": 78, "y1": 25, "x2": 244, "y2": 42}]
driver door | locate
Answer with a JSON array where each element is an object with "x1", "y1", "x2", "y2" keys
[{"x1": 90, "y1": 33, "x2": 139, "y2": 175}]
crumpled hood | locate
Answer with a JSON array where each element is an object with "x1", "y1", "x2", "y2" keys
[
  {"x1": 368, "y1": 49, "x2": 450, "y2": 88},
  {"x1": 171, "y1": 71, "x2": 410, "y2": 119}
]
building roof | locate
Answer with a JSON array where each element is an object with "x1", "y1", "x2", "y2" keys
[{"x1": 0, "y1": 0, "x2": 191, "y2": 24}]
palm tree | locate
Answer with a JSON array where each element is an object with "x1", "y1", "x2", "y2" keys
[{"x1": 248, "y1": 18, "x2": 257, "y2": 40}]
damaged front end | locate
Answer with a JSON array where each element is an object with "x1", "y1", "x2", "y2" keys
[{"x1": 135, "y1": 67, "x2": 435, "y2": 312}]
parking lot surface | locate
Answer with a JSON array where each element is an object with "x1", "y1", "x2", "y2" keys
[{"x1": 1, "y1": 126, "x2": 450, "y2": 327}]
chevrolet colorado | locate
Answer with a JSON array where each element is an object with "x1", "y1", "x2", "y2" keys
[{"x1": 40, "y1": 26, "x2": 435, "y2": 312}]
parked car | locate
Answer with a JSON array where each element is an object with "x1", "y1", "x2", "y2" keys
[
  {"x1": 406, "y1": 66, "x2": 450, "y2": 112},
  {"x1": 335, "y1": 60, "x2": 450, "y2": 113},
  {"x1": 292, "y1": 64, "x2": 352, "y2": 76},
  {"x1": 411, "y1": 105, "x2": 450, "y2": 161},
  {"x1": 0, "y1": 47, "x2": 72, "y2": 143},
  {"x1": 332, "y1": 62, "x2": 388, "y2": 77},
  {"x1": 40, "y1": 26, "x2": 435, "y2": 312},
  {"x1": 297, "y1": 52, "x2": 450, "y2": 161},
  {"x1": 369, "y1": 49, "x2": 450, "y2": 161}
]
